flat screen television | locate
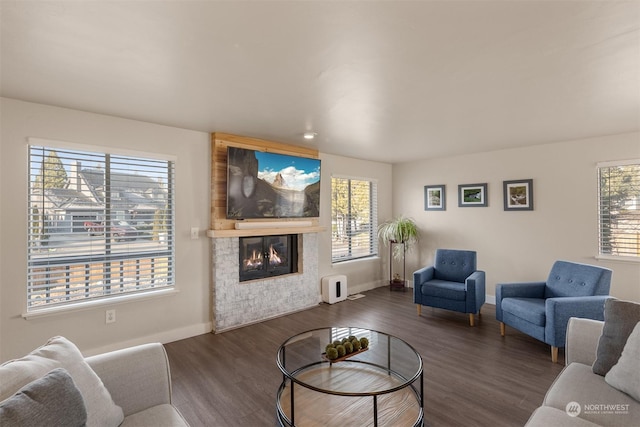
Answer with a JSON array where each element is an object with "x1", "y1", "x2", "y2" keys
[{"x1": 226, "y1": 146, "x2": 321, "y2": 219}]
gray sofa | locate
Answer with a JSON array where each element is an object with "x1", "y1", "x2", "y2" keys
[
  {"x1": 526, "y1": 317, "x2": 639, "y2": 426},
  {"x1": 0, "y1": 336, "x2": 188, "y2": 427},
  {"x1": 87, "y1": 342, "x2": 189, "y2": 426}
]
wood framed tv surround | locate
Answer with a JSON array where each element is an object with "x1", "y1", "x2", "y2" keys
[
  {"x1": 207, "y1": 133, "x2": 324, "y2": 332},
  {"x1": 206, "y1": 132, "x2": 325, "y2": 238}
]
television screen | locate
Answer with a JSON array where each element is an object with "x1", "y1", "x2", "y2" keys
[{"x1": 226, "y1": 146, "x2": 321, "y2": 219}]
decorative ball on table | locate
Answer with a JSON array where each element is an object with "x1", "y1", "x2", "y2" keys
[
  {"x1": 326, "y1": 347, "x2": 339, "y2": 360},
  {"x1": 343, "y1": 341, "x2": 353, "y2": 354},
  {"x1": 336, "y1": 345, "x2": 346, "y2": 357}
]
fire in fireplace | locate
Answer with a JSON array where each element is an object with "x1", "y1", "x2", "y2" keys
[{"x1": 239, "y1": 234, "x2": 298, "y2": 282}]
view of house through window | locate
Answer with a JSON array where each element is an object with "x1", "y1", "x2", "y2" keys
[
  {"x1": 598, "y1": 160, "x2": 640, "y2": 258},
  {"x1": 331, "y1": 176, "x2": 378, "y2": 263},
  {"x1": 27, "y1": 143, "x2": 175, "y2": 310}
]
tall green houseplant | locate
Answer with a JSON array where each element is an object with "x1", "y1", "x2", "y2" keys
[{"x1": 378, "y1": 216, "x2": 419, "y2": 288}]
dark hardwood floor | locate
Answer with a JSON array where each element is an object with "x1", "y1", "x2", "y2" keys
[{"x1": 164, "y1": 286, "x2": 565, "y2": 427}]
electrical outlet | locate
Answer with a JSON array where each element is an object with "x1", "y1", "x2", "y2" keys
[
  {"x1": 106, "y1": 309, "x2": 116, "y2": 324},
  {"x1": 190, "y1": 227, "x2": 199, "y2": 240}
]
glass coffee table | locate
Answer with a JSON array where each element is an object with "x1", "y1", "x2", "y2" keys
[{"x1": 276, "y1": 327, "x2": 423, "y2": 426}]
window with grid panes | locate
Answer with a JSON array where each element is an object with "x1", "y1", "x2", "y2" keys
[
  {"x1": 331, "y1": 176, "x2": 378, "y2": 263},
  {"x1": 598, "y1": 160, "x2": 640, "y2": 258},
  {"x1": 27, "y1": 143, "x2": 175, "y2": 311}
]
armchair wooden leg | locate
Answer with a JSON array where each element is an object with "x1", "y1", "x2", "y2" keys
[
  {"x1": 500, "y1": 322, "x2": 505, "y2": 336},
  {"x1": 416, "y1": 304, "x2": 421, "y2": 316},
  {"x1": 551, "y1": 346, "x2": 559, "y2": 363},
  {"x1": 469, "y1": 313, "x2": 475, "y2": 327}
]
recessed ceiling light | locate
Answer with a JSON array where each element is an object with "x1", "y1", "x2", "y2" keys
[{"x1": 303, "y1": 132, "x2": 317, "y2": 140}]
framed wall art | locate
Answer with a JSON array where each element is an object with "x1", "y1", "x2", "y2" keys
[
  {"x1": 503, "y1": 179, "x2": 534, "y2": 211},
  {"x1": 458, "y1": 183, "x2": 487, "y2": 207},
  {"x1": 424, "y1": 185, "x2": 445, "y2": 210}
]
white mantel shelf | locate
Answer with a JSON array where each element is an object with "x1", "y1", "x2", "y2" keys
[{"x1": 207, "y1": 226, "x2": 325, "y2": 238}]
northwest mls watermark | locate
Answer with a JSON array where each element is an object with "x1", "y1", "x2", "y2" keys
[{"x1": 566, "y1": 401, "x2": 630, "y2": 417}]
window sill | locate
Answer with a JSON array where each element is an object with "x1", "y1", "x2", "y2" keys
[
  {"x1": 22, "y1": 288, "x2": 179, "y2": 320},
  {"x1": 332, "y1": 256, "x2": 380, "y2": 267},
  {"x1": 595, "y1": 254, "x2": 640, "y2": 264}
]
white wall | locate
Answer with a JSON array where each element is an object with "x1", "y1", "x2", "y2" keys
[
  {"x1": 393, "y1": 132, "x2": 640, "y2": 303},
  {"x1": 0, "y1": 98, "x2": 394, "y2": 361},
  {"x1": 317, "y1": 153, "x2": 393, "y2": 295},
  {"x1": 4, "y1": 97, "x2": 633, "y2": 360},
  {"x1": 0, "y1": 98, "x2": 212, "y2": 361}
]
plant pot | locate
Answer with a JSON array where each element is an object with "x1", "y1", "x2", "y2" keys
[{"x1": 390, "y1": 278, "x2": 406, "y2": 291}]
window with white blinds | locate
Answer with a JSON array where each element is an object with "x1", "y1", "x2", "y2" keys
[
  {"x1": 331, "y1": 176, "x2": 378, "y2": 263},
  {"x1": 598, "y1": 160, "x2": 640, "y2": 258},
  {"x1": 27, "y1": 144, "x2": 175, "y2": 311}
]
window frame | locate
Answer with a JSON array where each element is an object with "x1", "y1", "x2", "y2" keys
[
  {"x1": 330, "y1": 175, "x2": 378, "y2": 264},
  {"x1": 596, "y1": 159, "x2": 640, "y2": 262},
  {"x1": 25, "y1": 138, "x2": 177, "y2": 315}
]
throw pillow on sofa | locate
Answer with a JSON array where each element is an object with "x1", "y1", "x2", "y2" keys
[
  {"x1": 0, "y1": 367, "x2": 87, "y2": 427},
  {"x1": 0, "y1": 336, "x2": 124, "y2": 427},
  {"x1": 592, "y1": 299, "x2": 640, "y2": 376},
  {"x1": 605, "y1": 321, "x2": 640, "y2": 402}
]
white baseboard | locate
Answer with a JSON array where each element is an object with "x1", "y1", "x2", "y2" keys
[
  {"x1": 84, "y1": 321, "x2": 213, "y2": 357},
  {"x1": 84, "y1": 293, "x2": 497, "y2": 356},
  {"x1": 348, "y1": 280, "x2": 382, "y2": 296}
]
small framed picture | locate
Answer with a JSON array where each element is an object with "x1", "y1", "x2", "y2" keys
[
  {"x1": 424, "y1": 185, "x2": 445, "y2": 210},
  {"x1": 503, "y1": 179, "x2": 534, "y2": 210},
  {"x1": 458, "y1": 183, "x2": 487, "y2": 207}
]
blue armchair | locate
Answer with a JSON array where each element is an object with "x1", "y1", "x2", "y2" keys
[
  {"x1": 496, "y1": 260, "x2": 612, "y2": 362},
  {"x1": 413, "y1": 249, "x2": 486, "y2": 326}
]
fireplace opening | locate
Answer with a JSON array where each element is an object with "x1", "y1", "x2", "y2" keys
[{"x1": 239, "y1": 234, "x2": 298, "y2": 282}]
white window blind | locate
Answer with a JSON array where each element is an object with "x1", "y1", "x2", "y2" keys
[
  {"x1": 27, "y1": 145, "x2": 175, "y2": 310},
  {"x1": 598, "y1": 160, "x2": 640, "y2": 258},
  {"x1": 331, "y1": 176, "x2": 378, "y2": 263}
]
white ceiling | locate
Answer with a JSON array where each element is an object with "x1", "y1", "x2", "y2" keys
[{"x1": 1, "y1": 1, "x2": 639, "y2": 163}]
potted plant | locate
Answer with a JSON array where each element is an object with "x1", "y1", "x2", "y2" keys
[{"x1": 377, "y1": 216, "x2": 419, "y2": 288}]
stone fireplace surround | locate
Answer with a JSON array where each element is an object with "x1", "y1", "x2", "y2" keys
[{"x1": 210, "y1": 233, "x2": 319, "y2": 332}]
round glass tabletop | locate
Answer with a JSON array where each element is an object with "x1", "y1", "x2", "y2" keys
[{"x1": 276, "y1": 327, "x2": 424, "y2": 426}]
